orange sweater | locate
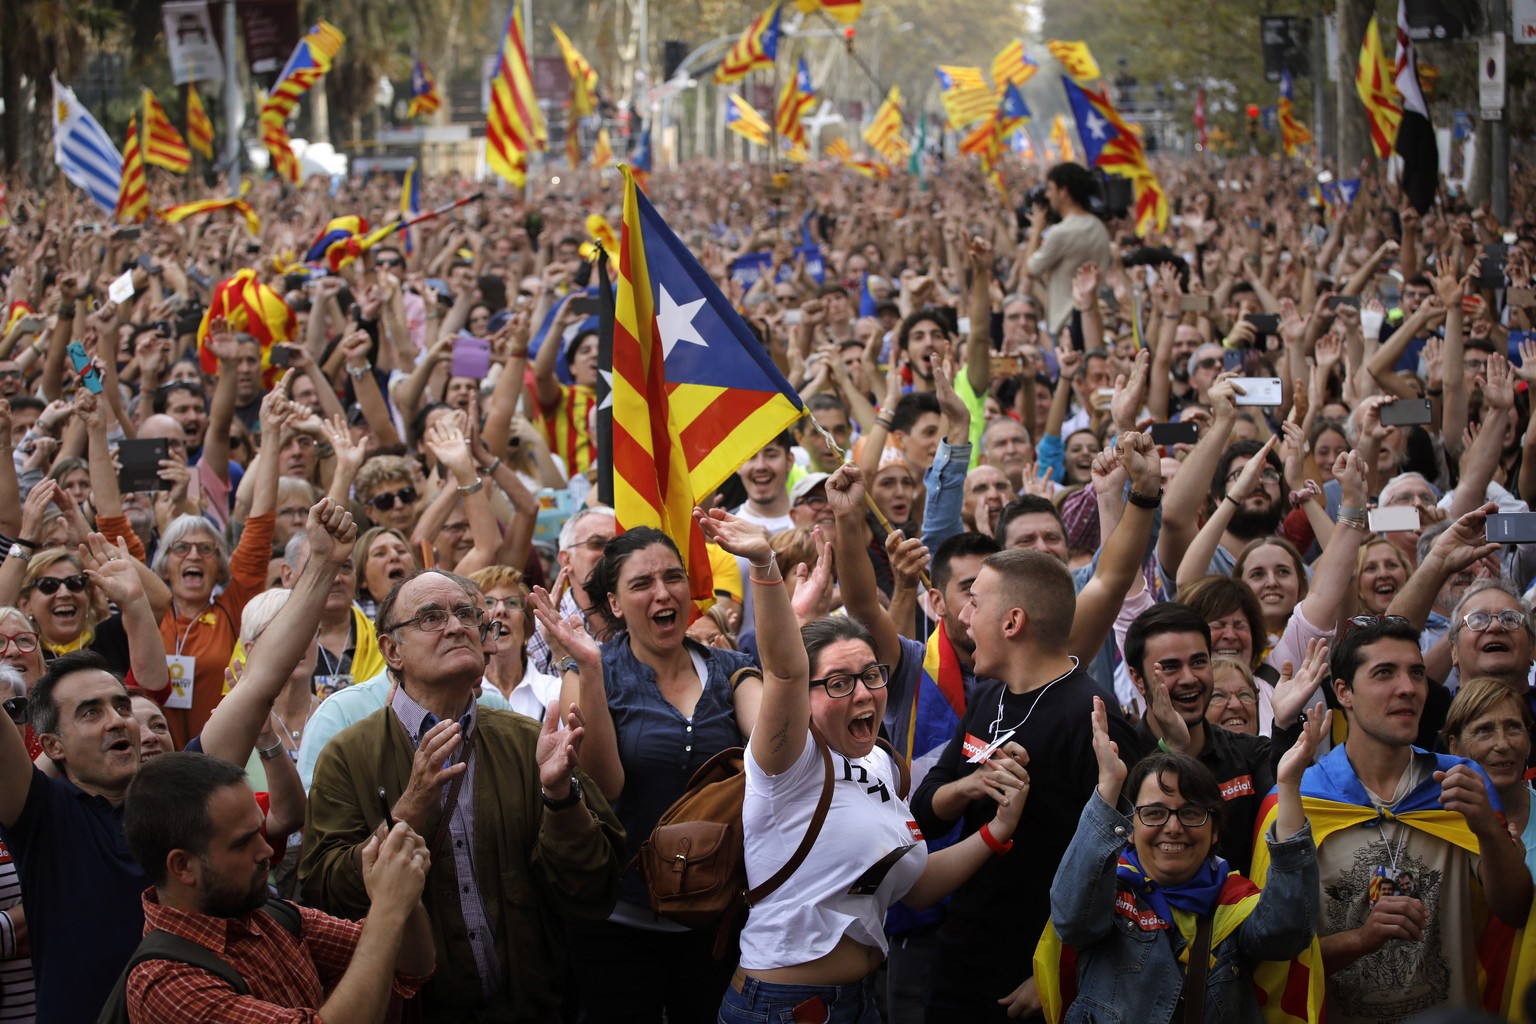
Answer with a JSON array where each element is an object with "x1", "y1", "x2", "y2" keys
[{"x1": 155, "y1": 512, "x2": 276, "y2": 746}]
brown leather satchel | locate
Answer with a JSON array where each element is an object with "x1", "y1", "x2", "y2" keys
[{"x1": 639, "y1": 725, "x2": 835, "y2": 959}]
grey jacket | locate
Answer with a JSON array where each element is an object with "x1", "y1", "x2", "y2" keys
[{"x1": 1048, "y1": 792, "x2": 1318, "y2": 1024}]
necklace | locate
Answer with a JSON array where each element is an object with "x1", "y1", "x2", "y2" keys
[{"x1": 988, "y1": 657, "x2": 1078, "y2": 740}]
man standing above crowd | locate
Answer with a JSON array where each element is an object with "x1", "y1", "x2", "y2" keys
[
  {"x1": 1024, "y1": 163, "x2": 1112, "y2": 335},
  {"x1": 299, "y1": 568, "x2": 625, "y2": 1021}
]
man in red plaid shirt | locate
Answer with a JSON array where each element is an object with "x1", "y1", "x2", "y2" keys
[{"x1": 120, "y1": 752, "x2": 435, "y2": 1023}]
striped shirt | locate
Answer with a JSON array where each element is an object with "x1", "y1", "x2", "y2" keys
[
  {"x1": 0, "y1": 840, "x2": 34, "y2": 1022},
  {"x1": 538, "y1": 382, "x2": 597, "y2": 476}
]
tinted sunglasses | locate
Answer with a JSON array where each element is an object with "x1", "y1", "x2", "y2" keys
[
  {"x1": 28, "y1": 574, "x2": 88, "y2": 596},
  {"x1": 366, "y1": 486, "x2": 418, "y2": 511}
]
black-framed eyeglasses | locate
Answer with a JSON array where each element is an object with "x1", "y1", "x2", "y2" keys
[
  {"x1": 1133, "y1": 804, "x2": 1212, "y2": 828},
  {"x1": 375, "y1": 257, "x2": 405, "y2": 269},
  {"x1": 1462, "y1": 609, "x2": 1527, "y2": 633},
  {"x1": 1226, "y1": 468, "x2": 1281, "y2": 486},
  {"x1": 367, "y1": 486, "x2": 418, "y2": 511},
  {"x1": 809, "y1": 663, "x2": 890, "y2": 698},
  {"x1": 26, "y1": 574, "x2": 88, "y2": 596},
  {"x1": 383, "y1": 604, "x2": 508, "y2": 642}
]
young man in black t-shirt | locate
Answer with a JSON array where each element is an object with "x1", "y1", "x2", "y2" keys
[{"x1": 912, "y1": 548, "x2": 1137, "y2": 1023}]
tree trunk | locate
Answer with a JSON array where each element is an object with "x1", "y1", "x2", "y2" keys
[{"x1": 1335, "y1": 0, "x2": 1373, "y2": 175}]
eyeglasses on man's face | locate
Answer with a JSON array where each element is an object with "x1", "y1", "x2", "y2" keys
[
  {"x1": 385, "y1": 603, "x2": 509, "y2": 643},
  {"x1": 1461, "y1": 609, "x2": 1527, "y2": 634}
]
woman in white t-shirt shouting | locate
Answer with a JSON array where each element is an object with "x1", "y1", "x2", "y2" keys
[{"x1": 695, "y1": 506, "x2": 1030, "y2": 1024}]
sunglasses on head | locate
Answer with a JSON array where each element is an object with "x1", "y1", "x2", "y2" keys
[
  {"x1": 27, "y1": 574, "x2": 88, "y2": 596},
  {"x1": 367, "y1": 486, "x2": 418, "y2": 511}
]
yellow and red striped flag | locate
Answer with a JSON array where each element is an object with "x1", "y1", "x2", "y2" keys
[
  {"x1": 863, "y1": 86, "x2": 910, "y2": 163},
  {"x1": 406, "y1": 59, "x2": 442, "y2": 120},
  {"x1": 935, "y1": 66, "x2": 995, "y2": 130},
  {"x1": 605, "y1": 164, "x2": 804, "y2": 610},
  {"x1": 1047, "y1": 40, "x2": 1101, "y2": 82},
  {"x1": 186, "y1": 81, "x2": 213, "y2": 160},
  {"x1": 1278, "y1": 69, "x2": 1313, "y2": 157},
  {"x1": 1355, "y1": 16, "x2": 1401, "y2": 159},
  {"x1": 725, "y1": 94, "x2": 771, "y2": 147},
  {"x1": 197, "y1": 270, "x2": 295, "y2": 384},
  {"x1": 552, "y1": 25, "x2": 598, "y2": 118},
  {"x1": 486, "y1": 4, "x2": 546, "y2": 187},
  {"x1": 141, "y1": 89, "x2": 191, "y2": 174},
  {"x1": 776, "y1": 56, "x2": 815, "y2": 148},
  {"x1": 1050, "y1": 112, "x2": 1075, "y2": 163},
  {"x1": 992, "y1": 39, "x2": 1038, "y2": 88},
  {"x1": 715, "y1": 1, "x2": 783, "y2": 84},
  {"x1": 259, "y1": 21, "x2": 345, "y2": 183},
  {"x1": 825, "y1": 137, "x2": 853, "y2": 162},
  {"x1": 592, "y1": 127, "x2": 615, "y2": 168},
  {"x1": 160, "y1": 196, "x2": 261, "y2": 235},
  {"x1": 794, "y1": 0, "x2": 862, "y2": 24},
  {"x1": 114, "y1": 115, "x2": 150, "y2": 224}
]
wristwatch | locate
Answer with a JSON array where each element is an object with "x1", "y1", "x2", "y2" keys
[
  {"x1": 7, "y1": 544, "x2": 27, "y2": 562},
  {"x1": 257, "y1": 740, "x2": 287, "y2": 761},
  {"x1": 559, "y1": 657, "x2": 580, "y2": 675},
  {"x1": 346, "y1": 362, "x2": 372, "y2": 379},
  {"x1": 458, "y1": 478, "x2": 484, "y2": 497},
  {"x1": 542, "y1": 775, "x2": 583, "y2": 811}
]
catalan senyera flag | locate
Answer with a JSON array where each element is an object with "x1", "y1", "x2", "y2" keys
[
  {"x1": 794, "y1": 0, "x2": 862, "y2": 25},
  {"x1": 960, "y1": 82, "x2": 1030, "y2": 166},
  {"x1": 486, "y1": 4, "x2": 547, "y2": 187},
  {"x1": 1050, "y1": 113, "x2": 1075, "y2": 163},
  {"x1": 114, "y1": 115, "x2": 150, "y2": 224},
  {"x1": 992, "y1": 39, "x2": 1038, "y2": 88},
  {"x1": 567, "y1": 128, "x2": 583, "y2": 171},
  {"x1": 197, "y1": 270, "x2": 295, "y2": 383},
  {"x1": 259, "y1": 21, "x2": 345, "y2": 183},
  {"x1": 592, "y1": 127, "x2": 615, "y2": 169},
  {"x1": 935, "y1": 66, "x2": 995, "y2": 130},
  {"x1": 1062, "y1": 76, "x2": 1167, "y2": 235},
  {"x1": 714, "y1": 0, "x2": 783, "y2": 84},
  {"x1": 825, "y1": 137, "x2": 853, "y2": 162},
  {"x1": 141, "y1": 89, "x2": 191, "y2": 174},
  {"x1": 1249, "y1": 745, "x2": 1536, "y2": 1021},
  {"x1": 863, "y1": 86, "x2": 909, "y2": 163},
  {"x1": 160, "y1": 197, "x2": 261, "y2": 236},
  {"x1": 776, "y1": 57, "x2": 815, "y2": 148},
  {"x1": 606, "y1": 164, "x2": 804, "y2": 609},
  {"x1": 1355, "y1": 16, "x2": 1402, "y2": 160},
  {"x1": 400, "y1": 161, "x2": 420, "y2": 255},
  {"x1": 407, "y1": 58, "x2": 442, "y2": 120},
  {"x1": 186, "y1": 81, "x2": 214, "y2": 160},
  {"x1": 552, "y1": 25, "x2": 599, "y2": 118},
  {"x1": 1278, "y1": 69, "x2": 1313, "y2": 158},
  {"x1": 1037, "y1": 868, "x2": 1324, "y2": 1024},
  {"x1": 725, "y1": 94, "x2": 771, "y2": 147},
  {"x1": 1047, "y1": 40, "x2": 1101, "y2": 82},
  {"x1": 5, "y1": 302, "x2": 34, "y2": 335}
]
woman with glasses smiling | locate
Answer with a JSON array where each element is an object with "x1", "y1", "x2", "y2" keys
[
  {"x1": 697, "y1": 507, "x2": 1029, "y2": 1024},
  {"x1": 1041, "y1": 699, "x2": 1325, "y2": 1024}
]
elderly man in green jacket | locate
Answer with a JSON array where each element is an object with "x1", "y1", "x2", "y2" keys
[{"x1": 299, "y1": 568, "x2": 625, "y2": 1023}]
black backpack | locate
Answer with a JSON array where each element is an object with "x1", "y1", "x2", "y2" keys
[{"x1": 96, "y1": 898, "x2": 303, "y2": 1024}]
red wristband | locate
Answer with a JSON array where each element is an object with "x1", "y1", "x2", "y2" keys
[{"x1": 980, "y1": 822, "x2": 1013, "y2": 856}]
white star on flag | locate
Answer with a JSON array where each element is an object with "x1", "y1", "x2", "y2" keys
[
  {"x1": 1084, "y1": 111, "x2": 1109, "y2": 140},
  {"x1": 598, "y1": 368, "x2": 614, "y2": 410},
  {"x1": 657, "y1": 284, "x2": 708, "y2": 359}
]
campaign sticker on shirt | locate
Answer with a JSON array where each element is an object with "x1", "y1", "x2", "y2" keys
[
  {"x1": 1219, "y1": 774, "x2": 1255, "y2": 800},
  {"x1": 906, "y1": 820, "x2": 924, "y2": 842},
  {"x1": 164, "y1": 654, "x2": 194, "y2": 709},
  {"x1": 963, "y1": 728, "x2": 1015, "y2": 763}
]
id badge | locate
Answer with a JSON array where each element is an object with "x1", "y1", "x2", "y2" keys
[
  {"x1": 1370, "y1": 865, "x2": 1417, "y2": 904},
  {"x1": 314, "y1": 674, "x2": 354, "y2": 699},
  {"x1": 165, "y1": 655, "x2": 195, "y2": 710}
]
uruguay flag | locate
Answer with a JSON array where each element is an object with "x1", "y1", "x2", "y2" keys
[{"x1": 52, "y1": 76, "x2": 122, "y2": 216}]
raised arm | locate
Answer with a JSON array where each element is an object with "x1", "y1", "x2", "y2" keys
[
  {"x1": 338, "y1": 328, "x2": 402, "y2": 449},
  {"x1": 79, "y1": 532, "x2": 169, "y2": 697},
  {"x1": 201, "y1": 498, "x2": 357, "y2": 764},
  {"x1": 1177, "y1": 434, "x2": 1278, "y2": 590},
  {"x1": 1159, "y1": 377, "x2": 1240, "y2": 583},
  {"x1": 422, "y1": 415, "x2": 500, "y2": 575},
  {"x1": 1448, "y1": 354, "x2": 1515, "y2": 519},
  {"x1": 1069, "y1": 432, "x2": 1161, "y2": 662},
  {"x1": 1386, "y1": 502, "x2": 1502, "y2": 629},
  {"x1": 201, "y1": 318, "x2": 240, "y2": 484},
  {"x1": 695, "y1": 507, "x2": 807, "y2": 776},
  {"x1": 536, "y1": 573, "x2": 620, "y2": 800},
  {"x1": 1294, "y1": 450, "x2": 1370, "y2": 631},
  {"x1": 825, "y1": 464, "x2": 902, "y2": 666},
  {"x1": 964, "y1": 238, "x2": 995, "y2": 397}
]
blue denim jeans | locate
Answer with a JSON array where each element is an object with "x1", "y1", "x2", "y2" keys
[{"x1": 718, "y1": 973, "x2": 882, "y2": 1024}]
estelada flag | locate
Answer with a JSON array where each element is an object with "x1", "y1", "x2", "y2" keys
[
  {"x1": 604, "y1": 164, "x2": 804, "y2": 609},
  {"x1": 1249, "y1": 744, "x2": 1536, "y2": 1020},
  {"x1": 197, "y1": 269, "x2": 295, "y2": 382}
]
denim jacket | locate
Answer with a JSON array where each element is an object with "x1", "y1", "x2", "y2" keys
[{"x1": 1048, "y1": 792, "x2": 1318, "y2": 1024}]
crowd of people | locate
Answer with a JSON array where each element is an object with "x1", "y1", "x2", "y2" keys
[{"x1": 0, "y1": 146, "x2": 1535, "y2": 1024}]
